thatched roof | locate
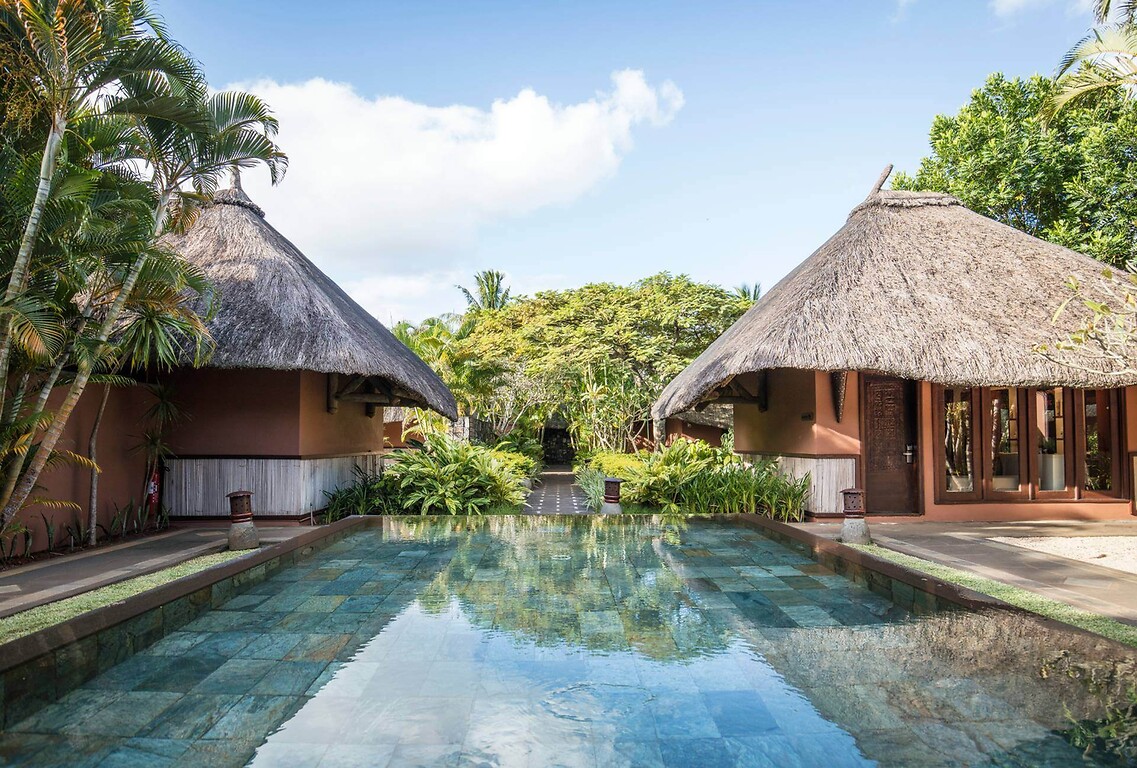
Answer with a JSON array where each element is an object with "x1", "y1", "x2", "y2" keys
[
  {"x1": 162, "y1": 178, "x2": 457, "y2": 419},
  {"x1": 654, "y1": 180, "x2": 1137, "y2": 419}
]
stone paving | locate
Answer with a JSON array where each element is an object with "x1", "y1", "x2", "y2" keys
[
  {"x1": 0, "y1": 517, "x2": 1112, "y2": 767},
  {"x1": 0, "y1": 527, "x2": 310, "y2": 618},
  {"x1": 525, "y1": 465, "x2": 588, "y2": 514},
  {"x1": 798, "y1": 519, "x2": 1137, "y2": 624}
]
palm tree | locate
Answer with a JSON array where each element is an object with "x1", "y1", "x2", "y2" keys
[
  {"x1": 732, "y1": 283, "x2": 762, "y2": 302},
  {"x1": 1051, "y1": 1, "x2": 1137, "y2": 114},
  {"x1": 457, "y1": 270, "x2": 512, "y2": 311},
  {"x1": 0, "y1": 2, "x2": 286, "y2": 527},
  {"x1": 0, "y1": 0, "x2": 204, "y2": 415}
]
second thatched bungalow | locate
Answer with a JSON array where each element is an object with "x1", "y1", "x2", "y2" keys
[
  {"x1": 151, "y1": 177, "x2": 456, "y2": 521},
  {"x1": 654, "y1": 178, "x2": 1137, "y2": 521}
]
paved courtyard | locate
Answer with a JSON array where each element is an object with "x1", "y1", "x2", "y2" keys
[{"x1": 525, "y1": 466, "x2": 588, "y2": 514}]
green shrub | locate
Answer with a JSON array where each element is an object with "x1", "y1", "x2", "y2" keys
[
  {"x1": 489, "y1": 448, "x2": 541, "y2": 481},
  {"x1": 576, "y1": 466, "x2": 606, "y2": 510},
  {"x1": 384, "y1": 434, "x2": 528, "y2": 515},
  {"x1": 577, "y1": 438, "x2": 810, "y2": 521},
  {"x1": 322, "y1": 435, "x2": 530, "y2": 517},
  {"x1": 493, "y1": 432, "x2": 545, "y2": 463},
  {"x1": 323, "y1": 467, "x2": 391, "y2": 521}
]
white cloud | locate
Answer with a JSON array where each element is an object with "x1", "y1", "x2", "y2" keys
[
  {"x1": 988, "y1": 0, "x2": 1092, "y2": 15},
  {"x1": 230, "y1": 71, "x2": 683, "y2": 279},
  {"x1": 345, "y1": 269, "x2": 578, "y2": 326}
]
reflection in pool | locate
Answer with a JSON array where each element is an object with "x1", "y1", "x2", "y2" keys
[{"x1": 2, "y1": 516, "x2": 1132, "y2": 767}]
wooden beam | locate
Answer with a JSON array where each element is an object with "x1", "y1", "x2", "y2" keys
[
  {"x1": 327, "y1": 373, "x2": 339, "y2": 414},
  {"x1": 339, "y1": 393, "x2": 395, "y2": 404}
]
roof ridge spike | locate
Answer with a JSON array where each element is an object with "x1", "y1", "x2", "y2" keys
[{"x1": 869, "y1": 163, "x2": 894, "y2": 196}]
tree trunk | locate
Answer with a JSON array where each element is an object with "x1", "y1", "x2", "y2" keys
[
  {"x1": 86, "y1": 385, "x2": 112, "y2": 546},
  {"x1": 0, "y1": 194, "x2": 169, "y2": 528},
  {"x1": 0, "y1": 120, "x2": 66, "y2": 418}
]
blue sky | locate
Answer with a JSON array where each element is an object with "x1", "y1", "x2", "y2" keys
[{"x1": 160, "y1": 0, "x2": 1097, "y2": 323}]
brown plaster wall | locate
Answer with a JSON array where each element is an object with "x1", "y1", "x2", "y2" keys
[
  {"x1": 298, "y1": 371, "x2": 387, "y2": 457},
  {"x1": 664, "y1": 418, "x2": 726, "y2": 446},
  {"x1": 733, "y1": 369, "x2": 861, "y2": 456},
  {"x1": 21, "y1": 386, "x2": 149, "y2": 553},
  {"x1": 164, "y1": 368, "x2": 301, "y2": 457}
]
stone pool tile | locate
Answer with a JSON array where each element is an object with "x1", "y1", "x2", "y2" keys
[
  {"x1": 853, "y1": 728, "x2": 958, "y2": 768},
  {"x1": 140, "y1": 692, "x2": 243, "y2": 740},
  {"x1": 597, "y1": 736, "x2": 664, "y2": 768},
  {"x1": 235, "y1": 632, "x2": 306, "y2": 660},
  {"x1": 778, "y1": 606, "x2": 842, "y2": 628},
  {"x1": 759, "y1": 589, "x2": 814, "y2": 608},
  {"x1": 700, "y1": 690, "x2": 779, "y2": 737},
  {"x1": 9, "y1": 687, "x2": 122, "y2": 733},
  {"x1": 95, "y1": 736, "x2": 192, "y2": 768},
  {"x1": 650, "y1": 695, "x2": 721, "y2": 741},
  {"x1": 191, "y1": 658, "x2": 277, "y2": 694},
  {"x1": 138, "y1": 631, "x2": 208, "y2": 657},
  {"x1": 273, "y1": 611, "x2": 332, "y2": 633},
  {"x1": 81, "y1": 652, "x2": 163, "y2": 691},
  {"x1": 169, "y1": 737, "x2": 260, "y2": 768},
  {"x1": 61, "y1": 691, "x2": 182, "y2": 737},
  {"x1": 777, "y1": 575, "x2": 826, "y2": 591},
  {"x1": 579, "y1": 609, "x2": 624, "y2": 637},
  {"x1": 216, "y1": 593, "x2": 270, "y2": 611},
  {"x1": 658, "y1": 737, "x2": 734, "y2": 768},
  {"x1": 284, "y1": 633, "x2": 353, "y2": 663},
  {"x1": 386, "y1": 742, "x2": 462, "y2": 767},
  {"x1": 189, "y1": 630, "x2": 259, "y2": 657},
  {"x1": 136, "y1": 652, "x2": 227, "y2": 692},
  {"x1": 357, "y1": 696, "x2": 474, "y2": 746},
  {"x1": 337, "y1": 595, "x2": 386, "y2": 613},
  {"x1": 251, "y1": 661, "x2": 328, "y2": 697},
  {"x1": 200, "y1": 694, "x2": 304, "y2": 742},
  {"x1": 8, "y1": 734, "x2": 117, "y2": 768}
]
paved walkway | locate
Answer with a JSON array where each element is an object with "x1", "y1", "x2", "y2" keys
[
  {"x1": 525, "y1": 466, "x2": 588, "y2": 514},
  {"x1": 797, "y1": 519, "x2": 1137, "y2": 625},
  {"x1": 0, "y1": 526, "x2": 310, "y2": 618}
]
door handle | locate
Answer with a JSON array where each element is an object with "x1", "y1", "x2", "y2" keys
[{"x1": 903, "y1": 445, "x2": 916, "y2": 464}]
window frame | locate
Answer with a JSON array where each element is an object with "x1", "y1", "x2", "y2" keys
[
  {"x1": 980, "y1": 387, "x2": 1030, "y2": 500},
  {"x1": 932, "y1": 385, "x2": 981, "y2": 503},
  {"x1": 931, "y1": 385, "x2": 1125, "y2": 504}
]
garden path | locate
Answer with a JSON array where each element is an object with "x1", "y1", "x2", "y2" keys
[
  {"x1": 0, "y1": 526, "x2": 309, "y2": 618},
  {"x1": 799, "y1": 519, "x2": 1137, "y2": 625},
  {"x1": 525, "y1": 465, "x2": 588, "y2": 514}
]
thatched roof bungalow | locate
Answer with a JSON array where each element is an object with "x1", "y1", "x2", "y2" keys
[
  {"x1": 655, "y1": 172, "x2": 1137, "y2": 521},
  {"x1": 139, "y1": 177, "x2": 456, "y2": 520}
]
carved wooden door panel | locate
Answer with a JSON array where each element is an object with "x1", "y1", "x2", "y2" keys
[{"x1": 863, "y1": 376, "x2": 918, "y2": 514}]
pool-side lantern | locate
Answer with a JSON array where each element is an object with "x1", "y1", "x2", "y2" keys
[
  {"x1": 600, "y1": 477, "x2": 623, "y2": 515},
  {"x1": 839, "y1": 487, "x2": 871, "y2": 545},
  {"x1": 227, "y1": 490, "x2": 259, "y2": 550}
]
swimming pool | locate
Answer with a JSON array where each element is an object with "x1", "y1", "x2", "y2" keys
[{"x1": 0, "y1": 516, "x2": 1129, "y2": 767}]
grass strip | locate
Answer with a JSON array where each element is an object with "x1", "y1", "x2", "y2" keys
[
  {"x1": 853, "y1": 543, "x2": 1137, "y2": 649},
  {"x1": 0, "y1": 549, "x2": 247, "y2": 645}
]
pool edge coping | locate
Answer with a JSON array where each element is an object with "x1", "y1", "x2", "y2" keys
[{"x1": 0, "y1": 515, "x2": 372, "y2": 674}]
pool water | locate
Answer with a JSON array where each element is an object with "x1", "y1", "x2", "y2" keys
[{"x1": 0, "y1": 517, "x2": 1128, "y2": 767}]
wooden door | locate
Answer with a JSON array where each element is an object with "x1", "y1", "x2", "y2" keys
[{"x1": 863, "y1": 375, "x2": 918, "y2": 514}]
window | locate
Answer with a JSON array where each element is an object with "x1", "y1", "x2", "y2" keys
[
  {"x1": 985, "y1": 388, "x2": 1026, "y2": 496},
  {"x1": 1033, "y1": 388, "x2": 1071, "y2": 495},
  {"x1": 933, "y1": 385, "x2": 1124, "y2": 502},
  {"x1": 1079, "y1": 389, "x2": 1121, "y2": 495},
  {"x1": 939, "y1": 386, "x2": 977, "y2": 497}
]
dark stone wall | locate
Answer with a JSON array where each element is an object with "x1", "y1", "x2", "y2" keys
[{"x1": 542, "y1": 428, "x2": 575, "y2": 465}]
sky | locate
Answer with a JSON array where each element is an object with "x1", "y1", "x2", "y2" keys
[{"x1": 159, "y1": 0, "x2": 1099, "y2": 324}]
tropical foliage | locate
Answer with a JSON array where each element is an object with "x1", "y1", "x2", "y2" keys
[
  {"x1": 323, "y1": 434, "x2": 529, "y2": 518},
  {"x1": 575, "y1": 438, "x2": 811, "y2": 521},
  {"x1": 0, "y1": 0, "x2": 285, "y2": 537},
  {"x1": 397, "y1": 271, "x2": 754, "y2": 453},
  {"x1": 893, "y1": 74, "x2": 1137, "y2": 269}
]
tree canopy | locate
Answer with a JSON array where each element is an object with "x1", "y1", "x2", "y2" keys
[
  {"x1": 398, "y1": 272, "x2": 753, "y2": 451},
  {"x1": 893, "y1": 73, "x2": 1137, "y2": 269}
]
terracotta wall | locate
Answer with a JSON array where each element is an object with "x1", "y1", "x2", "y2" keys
[
  {"x1": 164, "y1": 368, "x2": 301, "y2": 457},
  {"x1": 664, "y1": 418, "x2": 726, "y2": 446},
  {"x1": 298, "y1": 371, "x2": 387, "y2": 457},
  {"x1": 915, "y1": 381, "x2": 1134, "y2": 522},
  {"x1": 734, "y1": 369, "x2": 861, "y2": 456},
  {"x1": 21, "y1": 386, "x2": 149, "y2": 553}
]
